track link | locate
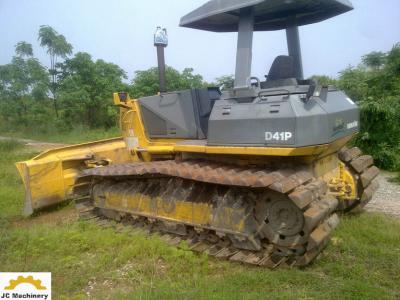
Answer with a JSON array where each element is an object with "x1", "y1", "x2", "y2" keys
[
  {"x1": 77, "y1": 202, "x2": 338, "y2": 269},
  {"x1": 338, "y1": 147, "x2": 380, "y2": 211},
  {"x1": 75, "y1": 160, "x2": 340, "y2": 268}
]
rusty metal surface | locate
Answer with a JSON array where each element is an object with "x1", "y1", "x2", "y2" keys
[
  {"x1": 360, "y1": 166, "x2": 380, "y2": 188},
  {"x1": 338, "y1": 146, "x2": 362, "y2": 162},
  {"x1": 350, "y1": 155, "x2": 374, "y2": 174},
  {"x1": 79, "y1": 160, "x2": 310, "y2": 192},
  {"x1": 75, "y1": 159, "x2": 343, "y2": 268},
  {"x1": 78, "y1": 203, "x2": 339, "y2": 269},
  {"x1": 72, "y1": 148, "x2": 380, "y2": 268},
  {"x1": 338, "y1": 147, "x2": 380, "y2": 210}
]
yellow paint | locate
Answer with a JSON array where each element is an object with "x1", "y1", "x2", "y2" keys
[
  {"x1": 339, "y1": 162, "x2": 357, "y2": 200},
  {"x1": 115, "y1": 93, "x2": 354, "y2": 158},
  {"x1": 16, "y1": 138, "x2": 133, "y2": 215},
  {"x1": 326, "y1": 161, "x2": 357, "y2": 201},
  {"x1": 175, "y1": 143, "x2": 327, "y2": 156},
  {"x1": 314, "y1": 153, "x2": 340, "y2": 179},
  {"x1": 4, "y1": 276, "x2": 47, "y2": 290},
  {"x1": 312, "y1": 153, "x2": 358, "y2": 201},
  {"x1": 141, "y1": 146, "x2": 175, "y2": 154},
  {"x1": 15, "y1": 92, "x2": 359, "y2": 215},
  {"x1": 96, "y1": 186, "x2": 247, "y2": 234}
]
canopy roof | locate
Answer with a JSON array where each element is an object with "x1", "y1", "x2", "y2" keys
[{"x1": 180, "y1": 0, "x2": 353, "y2": 32}]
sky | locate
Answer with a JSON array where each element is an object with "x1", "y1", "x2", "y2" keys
[{"x1": 0, "y1": 0, "x2": 399, "y2": 83}]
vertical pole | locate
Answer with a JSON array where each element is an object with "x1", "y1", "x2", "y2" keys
[
  {"x1": 286, "y1": 25, "x2": 304, "y2": 79},
  {"x1": 154, "y1": 27, "x2": 168, "y2": 93},
  {"x1": 234, "y1": 7, "x2": 254, "y2": 89},
  {"x1": 156, "y1": 45, "x2": 167, "y2": 93}
]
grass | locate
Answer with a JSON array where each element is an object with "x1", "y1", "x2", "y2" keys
[
  {"x1": 0, "y1": 126, "x2": 120, "y2": 144},
  {"x1": 0, "y1": 140, "x2": 400, "y2": 299},
  {"x1": 0, "y1": 140, "x2": 37, "y2": 219}
]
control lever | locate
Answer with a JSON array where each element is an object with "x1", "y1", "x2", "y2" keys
[{"x1": 305, "y1": 80, "x2": 317, "y2": 101}]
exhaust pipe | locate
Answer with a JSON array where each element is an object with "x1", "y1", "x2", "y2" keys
[{"x1": 154, "y1": 27, "x2": 168, "y2": 93}]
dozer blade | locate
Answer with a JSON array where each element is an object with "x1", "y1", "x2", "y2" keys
[{"x1": 15, "y1": 137, "x2": 132, "y2": 215}]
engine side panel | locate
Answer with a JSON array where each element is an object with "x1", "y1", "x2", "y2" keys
[
  {"x1": 207, "y1": 89, "x2": 359, "y2": 147},
  {"x1": 139, "y1": 90, "x2": 200, "y2": 139},
  {"x1": 138, "y1": 88, "x2": 220, "y2": 140},
  {"x1": 208, "y1": 98, "x2": 297, "y2": 145}
]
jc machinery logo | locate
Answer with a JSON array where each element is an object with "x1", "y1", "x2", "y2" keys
[{"x1": 0, "y1": 273, "x2": 51, "y2": 300}]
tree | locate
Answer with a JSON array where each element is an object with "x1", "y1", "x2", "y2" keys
[
  {"x1": 362, "y1": 51, "x2": 386, "y2": 69},
  {"x1": 214, "y1": 75, "x2": 234, "y2": 90},
  {"x1": 38, "y1": 25, "x2": 73, "y2": 117},
  {"x1": 386, "y1": 43, "x2": 400, "y2": 81},
  {"x1": 310, "y1": 75, "x2": 337, "y2": 86},
  {"x1": 130, "y1": 66, "x2": 206, "y2": 98},
  {"x1": 58, "y1": 52, "x2": 128, "y2": 128},
  {"x1": 15, "y1": 41, "x2": 33, "y2": 57},
  {"x1": 0, "y1": 51, "x2": 48, "y2": 126},
  {"x1": 337, "y1": 66, "x2": 370, "y2": 102},
  {"x1": 337, "y1": 45, "x2": 400, "y2": 171}
]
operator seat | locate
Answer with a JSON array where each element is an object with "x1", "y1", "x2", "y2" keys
[{"x1": 261, "y1": 55, "x2": 298, "y2": 89}]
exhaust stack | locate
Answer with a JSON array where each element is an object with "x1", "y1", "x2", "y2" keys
[{"x1": 154, "y1": 27, "x2": 168, "y2": 93}]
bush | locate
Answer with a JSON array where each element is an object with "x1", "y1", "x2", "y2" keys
[
  {"x1": 338, "y1": 44, "x2": 400, "y2": 171},
  {"x1": 353, "y1": 98, "x2": 400, "y2": 171}
]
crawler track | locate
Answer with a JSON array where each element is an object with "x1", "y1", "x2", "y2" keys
[
  {"x1": 75, "y1": 160, "x2": 341, "y2": 268},
  {"x1": 338, "y1": 147, "x2": 380, "y2": 211}
]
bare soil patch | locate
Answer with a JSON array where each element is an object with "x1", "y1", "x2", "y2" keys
[
  {"x1": 0, "y1": 136, "x2": 67, "y2": 151},
  {"x1": 11, "y1": 205, "x2": 78, "y2": 228}
]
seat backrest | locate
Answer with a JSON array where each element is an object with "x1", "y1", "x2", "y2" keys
[{"x1": 267, "y1": 55, "x2": 296, "y2": 81}]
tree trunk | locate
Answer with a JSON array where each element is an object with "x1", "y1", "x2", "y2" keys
[
  {"x1": 53, "y1": 97, "x2": 59, "y2": 118},
  {"x1": 50, "y1": 52, "x2": 59, "y2": 118}
]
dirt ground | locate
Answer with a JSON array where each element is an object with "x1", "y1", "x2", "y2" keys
[
  {"x1": 0, "y1": 136, "x2": 67, "y2": 151},
  {"x1": 12, "y1": 205, "x2": 78, "y2": 228}
]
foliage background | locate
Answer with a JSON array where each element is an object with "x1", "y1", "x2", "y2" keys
[
  {"x1": 0, "y1": 26, "x2": 399, "y2": 171},
  {"x1": 313, "y1": 47, "x2": 400, "y2": 171}
]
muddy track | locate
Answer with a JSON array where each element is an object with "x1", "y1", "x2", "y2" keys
[
  {"x1": 78, "y1": 206, "x2": 337, "y2": 269},
  {"x1": 338, "y1": 147, "x2": 380, "y2": 211},
  {"x1": 75, "y1": 160, "x2": 341, "y2": 268}
]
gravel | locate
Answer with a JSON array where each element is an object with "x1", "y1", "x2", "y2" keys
[{"x1": 365, "y1": 171, "x2": 400, "y2": 218}]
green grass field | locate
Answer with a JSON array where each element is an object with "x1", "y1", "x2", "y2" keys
[
  {"x1": 0, "y1": 140, "x2": 399, "y2": 299},
  {"x1": 1, "y1": 126, "x2": 120, "y2": 144}
]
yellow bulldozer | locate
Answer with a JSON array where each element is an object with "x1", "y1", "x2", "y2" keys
[{"x1": 16, "y1": 0, "x2": 379, "y2": 268}]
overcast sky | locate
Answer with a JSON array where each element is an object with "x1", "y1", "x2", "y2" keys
[{"x1": 1, "y1": 0, "x2": 399, "y2": 82}]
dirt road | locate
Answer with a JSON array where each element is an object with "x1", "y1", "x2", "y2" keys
[
  {"x1": 365, "y1": 171, "x2": 400, "y2": 218},
  {"x1": 0, "y1": 136, "x2": 67, "y2": 151}
]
